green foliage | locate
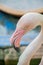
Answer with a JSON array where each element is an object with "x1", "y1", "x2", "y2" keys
[
  {"x1": 30, "y1": 58, "x2": 41, "y2": 65},
  {"x1": 5, "y1": 58, "x2": 41, "y2": 65}
]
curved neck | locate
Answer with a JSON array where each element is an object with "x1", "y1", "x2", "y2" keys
[{"x1": 17, "y1": 14, "x2": 43, "y2": 65}]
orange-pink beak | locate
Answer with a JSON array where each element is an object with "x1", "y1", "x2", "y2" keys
[{"x1": 10, "y1": 29, "x2": 25, "y2": 48}]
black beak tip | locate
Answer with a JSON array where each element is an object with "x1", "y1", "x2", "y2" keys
[{"x1": 13, "y1": 45, "x2": 20, "y2": 52}]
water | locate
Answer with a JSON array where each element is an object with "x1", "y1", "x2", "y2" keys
[{"x1": 0, "y1": 11, "x2": 19, "y2": 48}]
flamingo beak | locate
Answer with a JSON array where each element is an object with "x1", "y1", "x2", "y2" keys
[{"x1": 10, "y1": 29, "x2": 25, "y2": 48}]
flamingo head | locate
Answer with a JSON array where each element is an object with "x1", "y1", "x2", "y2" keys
[{"x1": 10, "y1": 13, "x2": 36, "y2": 50}]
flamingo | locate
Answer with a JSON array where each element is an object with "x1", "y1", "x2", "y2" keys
[{"x1": 10, "y1": 13, "x2": 43, "y2": 65}]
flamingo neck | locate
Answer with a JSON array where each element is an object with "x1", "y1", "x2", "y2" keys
[{"x1": 17, "y1": 14, "x2": 43, "y2": 65}]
